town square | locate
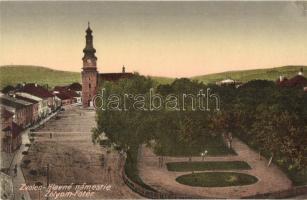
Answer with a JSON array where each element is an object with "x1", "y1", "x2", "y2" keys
[{"x1": 1, "y1": 1, "x2": 307, "y2": 199}]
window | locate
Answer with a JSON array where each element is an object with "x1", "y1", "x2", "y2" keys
[{"x1": 89, "y1": 83, "x2": 91, "y2": 89}]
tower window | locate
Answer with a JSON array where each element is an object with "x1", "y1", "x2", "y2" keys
[{"x1": 89, "y1": 83, "x2": 91, "y2": 89}]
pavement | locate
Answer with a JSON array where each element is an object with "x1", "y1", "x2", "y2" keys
[{"x1": 20, "y1": 105, "x2": 140, "y2": 199}]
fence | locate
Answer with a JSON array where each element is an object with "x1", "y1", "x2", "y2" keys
[
  {"x1": 121, "y1": 168, "x2": 204, "y2": 199},
  {"x1": 243, "y1": 185, "x2": 307, "y2": 199}
]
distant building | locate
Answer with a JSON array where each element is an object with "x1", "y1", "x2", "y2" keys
[
  {"x1": 276, "y1": 68, "x2": 307, "y2": 89},
  {"x1": 81, "y1": 23, "x2": 134, "y2": 108},
  {"x1": 68, "y1": 82, "x2": 82, "y2": 95},
  {"x1": 216, "y1": 78, "x2": 242, "y2": 87},
  {"x1": 53, "y1": 85, "x2": 81, "y2": 105}
]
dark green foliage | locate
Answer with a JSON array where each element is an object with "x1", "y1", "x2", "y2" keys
[
  {"x1": 93, "y1": 74, "x2": 307, "y2": 186},
  {"x1": 176, "y1": 172, "x2": 258, "y2": 187},
  {"x1": 167, "y1": 161, "x2": 251, "y2": 172}
]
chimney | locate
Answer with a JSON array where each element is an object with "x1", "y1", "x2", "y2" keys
[
  {"x1": 22, "y1": 82, "x2": 26, "y2": 87},
  {"x1": 298, "y1": 67, "x2": 303, "y2": 76},
  {"x1": 122, "y1": 65, "x2": 126, "y2": 73},
  {"x1": 279, "y1": 75, "x2": 284, "y2": 82},
  {"x1": 35, "y1": 83, "x2": 38, "y2": 87}
]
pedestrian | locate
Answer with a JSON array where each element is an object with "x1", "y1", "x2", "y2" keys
[{"x1": 14, "y1": 165, "x2": 17, "y2": 176}]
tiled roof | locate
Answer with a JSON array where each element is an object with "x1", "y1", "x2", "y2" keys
[
  {"x1": 277, "y1": 75, "x2": 307, "y2": 87},
  {"x1": 0, "y1": 95, "x2": 32, "y2": 109},
  {"x1": 287, "y1": 75, "x2": 307, "y2": 87},
  {"x1": 20, "y1": 83, "x2": 54, "y2": 98},
  {"x1": 54, "y1": 86, "x2": 69, "y2": 92},
  {"x1": 99, "y1": 73, "x2": 134, "y2": 82},
  {"x1": 68, "y1": 82, "x2": 82, "y2": 91},
  {"x1": 55, "y1": 89, "x2": 79, "y2": 100},
  {"x1": 15, "y1": 95, "x2": 39, "y2": 104}
]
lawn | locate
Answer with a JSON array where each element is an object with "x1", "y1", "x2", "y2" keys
[
  {"x1": 155, "y1": 135, "x2": 236, "y2": 156},
  {"x1": 176, "y1": 172, "x2": 258, "y2": 187},
  {"x1": 166, "y1": 161, "x2": 251, "y2": 172}
]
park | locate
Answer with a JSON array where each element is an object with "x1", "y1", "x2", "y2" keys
[{"x1": 92, "y1": 75, "x2": 307, "y2": 198}]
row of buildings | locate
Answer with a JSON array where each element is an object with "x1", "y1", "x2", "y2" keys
[{"x1": 0, "y1": 82, "x2": 82, "y2": 153}]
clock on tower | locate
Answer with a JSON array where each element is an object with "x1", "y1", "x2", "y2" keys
[{"x1": 82, "y1": 22, "x2": 98, "y2": 108}]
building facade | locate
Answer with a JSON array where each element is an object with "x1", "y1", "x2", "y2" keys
[{"x1": 1, "y1": 108, "x2": 22, "y2": 153}]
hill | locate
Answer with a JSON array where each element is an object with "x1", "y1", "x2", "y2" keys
[
  {"x1": 192, "y1": 66, "x2": 307, "y2": 84},
  {"x1": 0, "y1": 65, "x2": 81, "y2": 89},
  {"x1": 0, "y1": 65, "x2": 174, "y2": 89},
  {"x1": 1, "y1": 65, "x2": 306, "y2": 89}
]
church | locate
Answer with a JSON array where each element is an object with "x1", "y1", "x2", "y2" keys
[{"x1": 81, "y1": 23, "x2": 133, "y2": 108}]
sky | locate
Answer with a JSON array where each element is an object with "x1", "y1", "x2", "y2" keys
[{"x1": 0, "y1": 1, "x2": 307, "y2": 77}]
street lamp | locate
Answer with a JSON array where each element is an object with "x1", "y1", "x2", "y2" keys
[{"x1": 201, "y1": 150, "x2": 208, "y2": 161}]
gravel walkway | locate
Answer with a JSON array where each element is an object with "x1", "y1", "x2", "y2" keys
[{"x1": 138, "y1": 138, "x2": 292, "y2": 198}]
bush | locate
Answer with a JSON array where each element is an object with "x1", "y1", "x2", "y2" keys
[{"x1": 22, "y1": 151, "x2": 28, "y2": 155}]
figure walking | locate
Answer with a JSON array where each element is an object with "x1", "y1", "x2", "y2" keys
[{"x1": 14, "y1": 164, "x2": 17, "y2": 177}]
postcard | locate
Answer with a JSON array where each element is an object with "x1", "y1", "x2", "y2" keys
[{"x1": 0, "y1": 1, "x2": 306, "y2": 199}]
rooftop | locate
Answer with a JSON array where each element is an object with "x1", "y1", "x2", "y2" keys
[
  {"x1": 0, "y1": 95, "x2": 32, "y2": 109},
  {"x1": 99, "y1": 72, "x2": 134, "y2": 82},
  {"x1": 19, "y1": 83, "x2": 54, "y2": 98}
]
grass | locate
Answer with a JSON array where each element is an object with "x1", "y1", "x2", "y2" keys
[
  {"x1": 166, "y1": 161, "x2": 251, "y2": 172},
  {"x1": 0, "y1": 65, "x2": 81, "y2": 89},
  {"x1": 150, "y1": 76, "x2": 174, "y2": 85},
  {"x1": 176, "y1": 172, "x2": 258, "y2": 187},
  {"x1": 155, "y1": 135, "x2": 236, "y2": 156},
  {"x1": 192, "y1": 65, "x2": 307, "y2": 84}
]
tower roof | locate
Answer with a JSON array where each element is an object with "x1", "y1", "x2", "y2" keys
[
  {"x1": 83, "y1": 22, "x2": 97, "y2": 60},
  {"x1": 86, "y1": 21, "x2": 92, "y2": 33}
]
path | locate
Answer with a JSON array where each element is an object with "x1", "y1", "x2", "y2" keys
[
  {"x1": 138, "y1": 138, "x2": 292, "y2": 198},
  {"x1": 21, "y1": 105, "x2": 140, "y2": 199}
]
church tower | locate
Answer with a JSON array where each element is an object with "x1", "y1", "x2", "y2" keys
[{"x1": 82, "y1": 22, "x2": 98, "y2": 108}]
